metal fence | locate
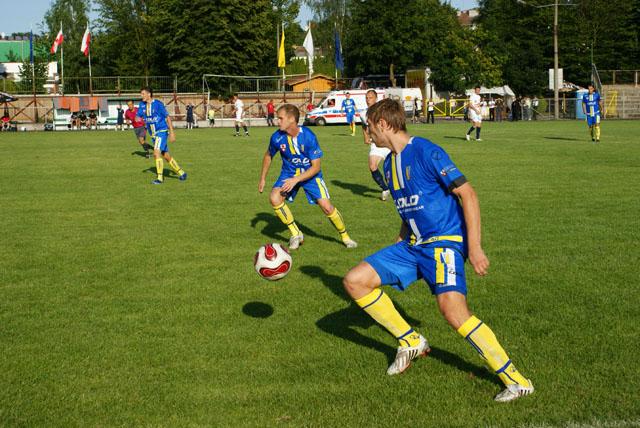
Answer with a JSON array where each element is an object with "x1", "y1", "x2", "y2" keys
[{"x1": 599, "y1": 70, "x2": 640, "y2": 87}]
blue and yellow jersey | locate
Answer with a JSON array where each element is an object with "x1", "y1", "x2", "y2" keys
[
  {"x1": 582, "y1": 92, "x2": 601, "y2": 117},
  {"x1": 137, "y1": 99, "x2": 170, "y2": 136},
  {"x1": 341, "y1": 98, "x2": 356, "y2": 114},
  {"x1": 268, "y1": 126, "x2": 324, "y2": 179},
  {"x1": 383, "y1": 137, "x2": 467, "y2": 246}
]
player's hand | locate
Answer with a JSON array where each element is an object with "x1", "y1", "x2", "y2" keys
[
  {"x1": 469, "y1": 246, "x2": 489, "y2": 276},
  {"x1": 258, "y1": 178, "x2": 266, "y2": 193},
  {"x1": 169, "y1": 131, "x2": 176, "y2": 142},
  {"x1": 280, "y1": 177, "x2": 298, "y2": 193}
]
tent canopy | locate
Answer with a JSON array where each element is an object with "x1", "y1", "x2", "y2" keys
[
  {"x1": 0, "y1": 91, "x2": 17, "y2": 103},
  {"x1": 465, "y1": 85, "x2": 515, "y2": 97}
]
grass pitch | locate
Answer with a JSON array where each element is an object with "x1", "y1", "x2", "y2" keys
[{"x1": 1, "y1": 120, "x2": 639, "y2": 426}]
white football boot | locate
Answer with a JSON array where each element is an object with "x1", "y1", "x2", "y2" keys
[
  {"x1": 387, "y1": 335, "x2": 430, "y2": 375},
  {"x1": 381, "y1": 190, "x2": 391, "y2": 201},
  {"x1": 288, "y1": 234, "x2": 304, "y2": 250},
  {"x1": 494, "y1": 379, "x2": 535, "y2": 402},
  {"x1": 343, "y1": 238, "x2": 358, "y2": 249}
]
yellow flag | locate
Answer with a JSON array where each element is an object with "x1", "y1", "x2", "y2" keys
[{"x1": 278, "y1": 27, "x2": 286, "y2": 68}]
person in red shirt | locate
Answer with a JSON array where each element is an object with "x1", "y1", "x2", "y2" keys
[
  {"x1": 125, "y1": 100, "x2": 152, "y2": 157},
  {"x1": 266, "y1": 99, "x2": 275, "y2": 127}
]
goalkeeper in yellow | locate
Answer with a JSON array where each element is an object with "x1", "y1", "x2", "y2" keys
[
  {"x1": 342, "y1": 98, "x2": 533, "y2": 402},
  {"x1": 258, "y1": 104, "x2": 357, "y2": 250}
]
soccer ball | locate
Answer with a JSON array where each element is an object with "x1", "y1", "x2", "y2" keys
[{"x1": 253, "y1": 243, "x2": 292, "y2": 281}]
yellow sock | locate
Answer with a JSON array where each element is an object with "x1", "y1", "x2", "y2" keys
[
  {"x1": 155, "y1": 158, "x2": 164, "y2": 181},
  {"x1": 327, "y1": 208, "x2": 351, "y2": 241},
  {"x1": 273, "y1": 202, "x2": 301, "y2": 237},
  {"x1": 595, "y1": 125, "x2": 601, "y2": 140},
  {"x1": 458, "y1": 315, "x2": 529, "y2": 386},
  {"x1": 355, "y1": 289, "x2": 421, "y2": 347},
  {"x1": 356, "y1": 288, "x2": 420, "y2": 346},
  {"x1": 168, "y1": 158, "x2": 184, "y2": 176}
]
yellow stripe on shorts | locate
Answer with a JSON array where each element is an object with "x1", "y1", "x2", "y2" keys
[
  {"x1": 434, "y1": 248, "x2": 445, "y2": 284},
  {"x1": 316, "y1": 178, "x2": 328, "y2": 199}
]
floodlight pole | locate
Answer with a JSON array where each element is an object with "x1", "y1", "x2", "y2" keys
[{"x1": 553, "y1": 0, "x2": 559, "y2": 119}]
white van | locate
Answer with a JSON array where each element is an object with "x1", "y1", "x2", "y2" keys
[{"x1": 305, "y1": 88, "x2": 422, "y2": 126}]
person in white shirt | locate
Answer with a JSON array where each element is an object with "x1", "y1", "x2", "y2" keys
[
  {"x1": 232, "y1": 94, "x2": 249, "y2": 136},
  {"x1": 427, "y1": 98, "x2": 435, "y2": 124},
  {"x1": 361, "y1": 89, "x2": 391, "y2": 201},
  {"x1": 465, "y1": 86, "x2": 483, "y2": 141}
]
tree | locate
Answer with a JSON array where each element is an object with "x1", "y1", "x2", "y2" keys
[
  {"x1": 345, "y1": 0, "x2": 501, "y2": 92},
  {"x1": 17, "y1": 36, "x2": 49, "y2": 94},
  {"x1": 43, "y1": 0, "x2": 92, "y2": 79},
  {"x1": 93, "y1": 0, "x2": 157, "y2": 76}
]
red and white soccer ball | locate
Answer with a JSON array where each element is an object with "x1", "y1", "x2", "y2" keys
[{"x1": 254, "y1": 243, "x2": 292, "y2": 281}]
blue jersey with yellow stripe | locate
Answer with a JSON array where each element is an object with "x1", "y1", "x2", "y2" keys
[
  {"x1": 268, "y1": 126, "x2": 324, "y2": 179},
  {"x1": 384, "y1": 137, "x2": 467, "y2": 246},
  {"x1": 582, "y1": 92, "x2": 601, "y2": 117},
  {"x1": 342, "y1": 98, "x2": 356, "y2": 114},
  {"x1": 137, "y1": 99, "x2": 169, "y2": 136}
]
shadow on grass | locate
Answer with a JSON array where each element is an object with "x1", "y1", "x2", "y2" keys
[
  {"x1": 242, "y1": 301, "x2": 274, "y2": 318},
  {"x1": 302, "y1": 264, "x2": 500, "y2": 384},
  {"x1": 142, "y1": 167, "x2": 180, "y2": 179},
  {"x1": 249, "y1": 212, "x2": 341, "y2": 245},
  {"x1": 330, "y1": 180, "x2": 379, "y2": 199},
  {"x1": 131, "y1": 150, "x2": 150, "y2": 158},
  {"x1": 543, "y1": 136, "x2": 582, "y2": 142},
  {"x1": 443, "y1": 135, "x2": 469, "y2": 141}
]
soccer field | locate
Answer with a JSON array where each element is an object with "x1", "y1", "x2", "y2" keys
[{"x1": 1, "y1": 120, "x2": 639, "y2": 426}]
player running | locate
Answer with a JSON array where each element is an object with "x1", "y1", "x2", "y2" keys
[
  {"x1": 582, "y1": 83, "x2": 603, "y2": 142},
  {"x1": 466, "y1": 86, "x2": 483, "y2": 141},
  {"x1": 341, "y1": 92, "x2": 357, "y2": 136},
  {"x1": 232, "y1": 94, "x2": 249, "y2": 137},
  {"x1": 137, "y1": 86, "x2": 187, "y2": 185},
  {"x1": 258, "y1": 104, "x2": 357, "y2": 250},
  {"x1": 361, "y1": 89, "x2": 390, "y2": 201},
  {"x1": 125, "y1": 100, "x2": 152, "y2": 158},
  {"x1": 343, "y1": 98, "x2": 533, "y2": 402}
]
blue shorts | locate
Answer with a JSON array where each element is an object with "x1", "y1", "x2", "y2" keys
[
  {"x1": 365, "y1": 240, "x2": 467, "y2": 295},
  {"x1": 274, "y1": 173, "x2": 330, "y2": 205},
  {"x1": 152, "y1": 131, "x2": 169, "y2": 153},
  {"x1": 587, "y1": 115, "x2": 600, "y2": 127},
  {"x1": 346, "y1": 113, "x2": 355, "y2": 124}
]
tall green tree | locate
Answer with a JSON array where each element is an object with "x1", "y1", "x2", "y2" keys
[
  {"x1": 93, "y1": 0, "x2": 157, "y2": 76},
  {"x1": 150, "y1": 0, "x2": 275, "y2": 85},
  {"x1": 345, "y1": 0, "x2": 502, "y2": 92},
  {"x1": 43, "y1": 0, "x2": 91, "y2": 79}
]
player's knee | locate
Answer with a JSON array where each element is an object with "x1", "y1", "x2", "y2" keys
[
  {"x1": 343, "y1": 270, "x2": 366, "y2": 297},
  {"x1": 318, "y1": 200, "x2": 334, "y2": 215},
  {"x1": 269, "y1": 191, "x2": 283, "y2": 207}
]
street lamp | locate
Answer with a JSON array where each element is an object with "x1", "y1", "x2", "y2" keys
[{"x1": 517, "y1": 0, "x2": 576, "y2": 119}]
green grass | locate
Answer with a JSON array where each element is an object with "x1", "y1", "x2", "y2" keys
[{"x1": 1, "y1": 120, "x2": 639, "y2": 427}]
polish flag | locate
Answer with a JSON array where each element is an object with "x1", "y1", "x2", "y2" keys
[
  {"x1": 81, "y1": 25, "x2": 91, "y2": 56},
  {"x1": 51, "y1": 28, "x2": 64, "y2": 54}
]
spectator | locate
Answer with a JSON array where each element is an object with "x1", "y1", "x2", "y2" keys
[
  {"x1": 78, "y1": 111, "x2": 88, "y2": 129},
  {"x1": 532, "y1": 96, "x2": 539, "y2": 120},
  {"x1": 495, "y1": 98, "x2": 504, "y2": 122},
  {"x1": 412, "y1": 97, "x2": 420, "y2": 123},
  {"x1": 522, "y1": 96, "x2": 531, "y2": 121},
  {"x1": 116, "y1": 105, "x2": 124, "y2": 131},
  {"x1": 306, "y1": 100, "x2": 314, "y2": 113},
  {"x1": 207, "y1": 107, "x2": 215, "y2": 127},
  {"x1": 426, "y1": 98, "x2": 435, "y2": 124},
  {"x1": 186, "y1": 103, "x2": 194, "y2": 129},
  {"x1": 70, "y1": 111, "x2": 79, "y2": 130},
  {"x1": 488, "y1": 98, "x2": 496, "y2": 121},
  {"x1": 449, "y1": 98, "x2": 456, "y2": 118},
  {"x1": 88, "y1": 110, "x2": 98, "y2": 129},
  {"x1": 1, "y1": 113, "x2": 10, "y2": 131},
  {"x1": 266, "y1": 99, "x2": 275, "y2": 126}
]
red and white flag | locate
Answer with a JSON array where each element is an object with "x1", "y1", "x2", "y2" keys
[
  {"x1": 50, "y1": 27, "x2": 64, "y2": 54},
  {"x1": 81, "y1": 25, "x2": 91, "y2": 56}
]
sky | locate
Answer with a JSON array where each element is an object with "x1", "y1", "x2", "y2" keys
[{"x1": 0, "y1": 0, "x2": 479, "y2": 35}]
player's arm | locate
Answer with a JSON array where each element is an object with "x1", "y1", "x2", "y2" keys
[
  {"x1": 258, "y1": 151, "x2": 273, "y2": 193},
  {"x1": 280, "y1": 158, "x2": 321, "y2": 193},
  {"x1": 582, "y1": 97, "x2": 587, "y2": 115},
  {"x1": 397, "y1": 222, "x2": 409, "y2": 243},
  {"x1": 165, "y1": 115, "x2": 176, "y2": 142},
  {"x1": 452, "y1": 182, "x2": 489, "y2": 276}
]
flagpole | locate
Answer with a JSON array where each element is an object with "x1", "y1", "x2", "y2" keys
[
  {"x1": 88, "y1": 47, "x2": 93, "y2": 95},
  {"x1": 60, "y1": 22, "x2": 64, "y2": 95}
]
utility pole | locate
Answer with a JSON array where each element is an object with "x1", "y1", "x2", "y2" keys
[{"x1": 553, "y1": 0, "x2": 559, "y2": 119}]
